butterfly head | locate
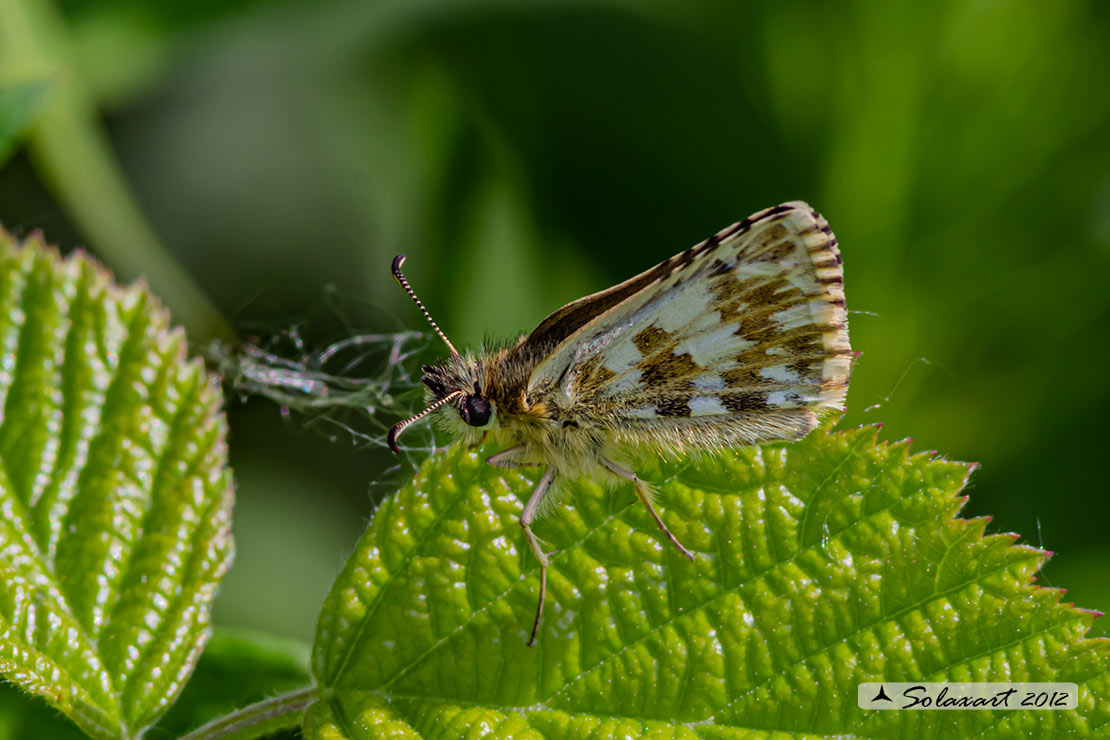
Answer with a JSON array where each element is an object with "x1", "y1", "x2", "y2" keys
[{"x1": 387, "y1": 255, "x2": 496, "y2": 453}]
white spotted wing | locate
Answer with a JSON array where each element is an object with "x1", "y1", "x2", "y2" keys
[{"x1": 522, "y1": 202, "x2": 851, "y2": 449}]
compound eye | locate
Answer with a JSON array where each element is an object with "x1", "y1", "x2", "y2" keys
[{"x1": 460, "y1": 394, "x2": 492, "y2": 427}]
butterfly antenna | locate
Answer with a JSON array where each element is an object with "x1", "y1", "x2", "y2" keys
[
  {"x1": 392, "y1": 255, "x2": 459, "y2": 356},
  {"x1": 387, "y1": 390, "x2": 464, "y2": 454}
]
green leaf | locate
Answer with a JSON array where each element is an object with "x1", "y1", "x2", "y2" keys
[
  {"x1": 308, "y1": 425, "x2": 1109, "y2": 739},
  {"x1": 0, "y1": 230, "x2": 234, "y2": 738},
  {"x1": 0, "y1": 80, "x2": 50, "y2": 166},
  {"x1": 2, "y1": 626, "x2": 310, "y2": 740}
]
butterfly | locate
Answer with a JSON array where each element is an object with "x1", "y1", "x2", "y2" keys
[{"x1": 388, "y1": 201, "x2": 851, "y2": 645}]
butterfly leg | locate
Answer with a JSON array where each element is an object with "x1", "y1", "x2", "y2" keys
[
  {"x1": 520, "y1": 467, "x2": 557, "y2": 646},
  {"x1": 487, "y1": 445, "x2": 535, "y2": 469},
  {"x1": 600, "y1": 457, "x2": 695, "y2": 561},
  {"x1": 490, "y1": 445, "x2": 558, "y2": 643}
]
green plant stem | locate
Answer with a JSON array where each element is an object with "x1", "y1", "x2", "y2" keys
[
  {"x1": 0, "y1": 0, "x2": 234, "y2": 343},
  {"x1": 179, "y1": 686, "x2": 317, "y2": 740}
]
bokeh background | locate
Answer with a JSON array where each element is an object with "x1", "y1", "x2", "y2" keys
[{"x1": 2, "y1": 0, "x2": 1108, "y2": 652}]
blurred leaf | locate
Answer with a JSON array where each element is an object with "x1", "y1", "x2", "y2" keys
[
  {"x1": 0, "y1": 80, "x2": 50, "y2": 166},
  {"x1": 59, "y1": 0, "x2": 276, "y2": 31},
  {"x1": 68, "y1": 8, "x2": 171, "y2": 106},
  {"x1": 307, "y1": 424, "x2": 1108, "y2": 738},
  {"x1": 0, "y1": 230, "x2": 234, "y2": 738},
  {"x1": 0, "y1": 0, "x2": 234, "y2": 341},
  {"x1": 155, "y1": 626, "x2": 311, "y2": 739}
]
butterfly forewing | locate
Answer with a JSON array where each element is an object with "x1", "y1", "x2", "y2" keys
[{"x1": 525, "y1": 202, "x2": 849, "y2": 442}]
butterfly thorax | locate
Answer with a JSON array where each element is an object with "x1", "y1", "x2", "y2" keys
[{"x1": 423, "y1": 340, "x2": 610, "y2": 469}]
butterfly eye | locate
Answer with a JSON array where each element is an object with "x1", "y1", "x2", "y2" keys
[{"x1": 459, "y1": 394, "x2": 492, "y2": 427}]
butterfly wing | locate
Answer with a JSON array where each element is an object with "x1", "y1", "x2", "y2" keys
[{"x1": 522, "y1": 201, "x2": 850, "y2": 448}]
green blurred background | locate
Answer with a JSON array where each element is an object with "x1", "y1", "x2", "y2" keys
[{"x1": 2, "y1": 0, "x2": 1108, "y2": 653}]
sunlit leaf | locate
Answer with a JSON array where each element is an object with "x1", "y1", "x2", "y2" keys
[
  {"x1": 0, "y1": 230, "x2": 234, "y2": 739},
  {"x1": 308, "y1": 425, "x2": 1108, "y2": 739}
]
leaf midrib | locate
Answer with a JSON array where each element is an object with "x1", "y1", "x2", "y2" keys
[{"x1": 0, "y1": 252, "x2": 120, "y2": 722}]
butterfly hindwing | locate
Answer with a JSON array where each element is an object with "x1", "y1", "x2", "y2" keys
[{"x1": 524, "y1": 202, "x2": 850, "y2": 440}]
